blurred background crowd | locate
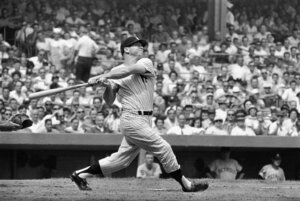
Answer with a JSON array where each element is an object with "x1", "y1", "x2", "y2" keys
[{"x1": 0, "y1": 0, "x2": 300, "y2": 136}]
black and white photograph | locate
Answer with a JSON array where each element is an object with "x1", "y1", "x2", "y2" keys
[{"x1": 0, "y1": 0, "x2": 300, "y2": 200}]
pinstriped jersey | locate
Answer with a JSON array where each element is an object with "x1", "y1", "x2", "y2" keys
[{"x1": 112, "y1": 58, "x2": 156, "y2": 111}]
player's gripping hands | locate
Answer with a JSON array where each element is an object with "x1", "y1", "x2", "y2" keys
[{"x1": 88, "y1": 75, "x2": 110, "y2": 87}]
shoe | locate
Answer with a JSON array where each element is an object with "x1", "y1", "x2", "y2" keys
[
  {"x1": 70, "y1": 172, "x2": 92, "y2": 191},
  {"x1": 182, "y1": 181, "x2": 209, "y2": 192}
]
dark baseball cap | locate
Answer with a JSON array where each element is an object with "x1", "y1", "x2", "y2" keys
[
  {"x1": 120, "y1": 36, "x2": 148, "y2": 55},
  {"x1": 272, "y1": 153, "x2": 281, "y2": 160}
]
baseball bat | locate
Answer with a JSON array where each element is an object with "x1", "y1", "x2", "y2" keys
[{"x1": 29, "y1": 83, "x2": 89, "y2": 100}]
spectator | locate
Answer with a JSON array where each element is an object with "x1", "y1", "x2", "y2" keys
[
  {"x1": 223, "y1": 109, "x2": 236, "y2": 134},
  {"x1": 259, "y1": 153, "x2": 285, "y2": 182},
  {"x1": 74, "y1": 26, "x2": 98, "y2": 82},
  {"x1": 64, "y1": 118, "x2": 85, "y2": 134},
  {"x1": 164, "y1": 109, "x2": 178, "y2": 130},
  {"x1": 215, "y1": 98, "x2": 228, "y2": 123},
  {"x1": 206, "y1": 147, "x2": 244, "y2": 180},
  {"x1": 88, "y1": 114, "x2": 110, "y2": 133},
  {"x1": 268, "y1": 110, "x2": 294, "y2": 136},
  {"x1": 231, "y1": 111, "x2": 256, "y2": 136},
  {"x1": 200, "y1": 108, "x2": 212, "y2": 129},
  {"x1": 136, "y1": 152, "x2": 162, "y2": 179},
  {"x1": 104, "y1": 105, "x2": 121, "y2": 133},
  {"x1": 245, "y1": 105, "x2": 260, "y2": 134},
  {"x1": 0, "y1": 87, "x2": 11, "y2": 104},
  {"x1": 153, "y1": 116, "x2": 167, "y2": 135},
  {"x1": 167, "y1": 113, "x2": 200, "y2": 135},
  {"x1": 83, "y1": 109, "x2": 98, "y2": 131},
  {"x1": 41, "y1": 119, "x2": 59, "y2": 133},
  {"x1": 205, "y1": 115, "x2": 229, "y2": 135}
]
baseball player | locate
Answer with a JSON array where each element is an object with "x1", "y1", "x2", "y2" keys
[
  {"x1": 70, "y1": 36, "x2": 209, "y2": 192},
  {"x1": 259, "y1": 153, "x2": 285, "y2": 181}
]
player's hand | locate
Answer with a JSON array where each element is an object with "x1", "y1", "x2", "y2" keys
[{"x1": 88, "y1": 75, "x2": 110, "y2": 87}]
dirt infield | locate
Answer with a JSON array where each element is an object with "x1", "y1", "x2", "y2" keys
[{"x1": 0, "y1": 178, "x2": 300, "y2": 201}]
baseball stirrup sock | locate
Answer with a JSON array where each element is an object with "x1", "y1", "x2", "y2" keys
[
  {"x1": 77, "y1": 163, "x2": 104, "y2": 177},
  {"x1": 169, "y1": 169, "x2": 184, "y2": 188}
]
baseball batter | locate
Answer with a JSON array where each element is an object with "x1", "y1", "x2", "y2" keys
[{"x1": 70, "y1": 36, "x2": 208, "y2": 192}]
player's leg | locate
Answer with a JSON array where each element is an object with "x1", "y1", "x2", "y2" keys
[
  {"x1": 71, "y1": 137, "x2": 140, "y2": 190},
  {"x1": 123, "y1": 123, "x2": 208, "y2": 192}
]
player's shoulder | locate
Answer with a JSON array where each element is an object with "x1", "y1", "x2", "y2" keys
[
  {"x1": 138, "y1": 163, "x2": 146, "y2": 169},
  {"x1": 137, "y1": 58, "x2": 153, "y2": 66},
  {"x1": 262, "y1": 164, "x2": 273, "y2": 170}
]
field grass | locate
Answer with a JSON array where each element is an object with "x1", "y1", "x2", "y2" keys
[{"x1": 0, "y1": 178, "x2": 300, "y2": 201}]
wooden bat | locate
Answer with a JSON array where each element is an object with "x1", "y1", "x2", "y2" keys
[{"x1": 29, "y1": 83, "x2": 89, "y2": 100}]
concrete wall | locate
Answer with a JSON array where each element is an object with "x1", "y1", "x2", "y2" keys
[{"x1": 0, "y1": 134, "x2": 300, "y2": 180}]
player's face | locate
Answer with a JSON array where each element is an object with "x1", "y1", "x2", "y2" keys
[
  {"x1": 145, "y1": 154, "x2": 154, "y2": 166},
  {"x1": 128, "y1": 42, "x2": 144, "y2": 57},
  {"x1": 221, "y1": 151, "x2": 230, "y2": 159},
  {"x1": 272, "y1": 159, "x2": 281, "y2": 167}
]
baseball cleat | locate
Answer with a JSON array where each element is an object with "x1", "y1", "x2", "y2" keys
[
  {"x1": 182, "y1": 181, "x2": 209, "y2": 192},
  {"x1": 70, "y1": 172, "x2": 92, "y2": 191}
]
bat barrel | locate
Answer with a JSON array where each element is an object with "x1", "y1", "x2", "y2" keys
[{"x1": 29, "y1": 83, "x2": 89, "y2": 100}]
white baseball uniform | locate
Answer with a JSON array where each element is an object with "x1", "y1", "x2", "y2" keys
[
  {"x1": 98, "y1": 58, "x2": 180, "y2": 176},
  {"x1": 259, "y1": 164, "x2": 285, "y2": 181}
]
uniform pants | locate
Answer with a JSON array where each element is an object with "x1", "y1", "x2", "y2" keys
[
  {"x1": 99, "y1": 112, "x2": 180, "y2": 176},
  {"x1": 75, "y1": 56, "x2": 93, "y2": 82}
]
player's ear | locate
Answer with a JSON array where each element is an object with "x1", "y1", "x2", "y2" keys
[{"x1": 124, "y1": 47, "x2": 130, "y2": 54}]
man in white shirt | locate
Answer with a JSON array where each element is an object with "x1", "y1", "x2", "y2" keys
[
  {"x1": 228, "y1": 55, "x2": 249, "y2": 81},
  {"x1": 205, "y1": 115, "x2": 229, "y2": 135},
  {"x1": 9, "y1": 81, "x2": 27, "y2": 105},
  {"x1": 281, "y1": 80, "x2": 299, "y2": 102},
  {"x1": 268, "y1": 111, "x2": 293, "y2": 136},
  {"x1": 206, "y1": 147, "x2": 244, "y2": 180},
  {"x1": 231, "y1": 113, "x2": 256, "y2": 136},
  {"x1": 164, "y1": 109, "x2": 178, "y2": 130},
  {"x1": 136, "y1": 152, "x2": 162, "y2": 179},
  {"x1": 167, "y1": 114, "x2": 202, "y2": 135},
  {"x1": 75, "y1": 26, "x2": 98, "y2": 82},
  {"x1": 28, "y1": 50, "x2": 48, "y2": 74}
]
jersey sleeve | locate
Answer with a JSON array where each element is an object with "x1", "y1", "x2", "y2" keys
[
  {"x1": 137, "y1": 58, "x2": 156, "y2": 77},
  {"x1": 258, "y1": 165, "x2": 267, "y2": 179},
  {"x1": 110, "y1": 66, "x2": 124, "y2": 86},
  {"x1": 234, "y1": 160, "x2": 243, "y2": 172}
]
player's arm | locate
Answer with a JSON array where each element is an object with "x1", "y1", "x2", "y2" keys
[
  {"x1": 103, "y1": 81, "x2": 119, "y2": 106},
  {"x1": 90, "y1": 59, "x2": 153, "y2": 84},
  {"x1": 136, "y1": 166, "x2": 146, "y2": 178},
  {"x1": 152, "y1": 164, "x2": 162, "y2": 178},
  {"x1": 205, "y1": 162, "x2": 216, "y2": 178},
  {"x1": 235, "y1": 161, "x2": 244, "y2": 179},
  {"x1": 236, "y1": 171, "x2": 245, "y2": 179},
  {"x1": 103, "y1": 62, "x2": 148, "y2": 80}
]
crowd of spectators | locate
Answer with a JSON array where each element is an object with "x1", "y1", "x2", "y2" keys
[{"x1": 0, "y1": 0, "x2": 300, "y2": 136}]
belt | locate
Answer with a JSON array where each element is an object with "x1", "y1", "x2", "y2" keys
[{"x1": 138, "y1": 111, "x2": 153, "y2": 116}]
